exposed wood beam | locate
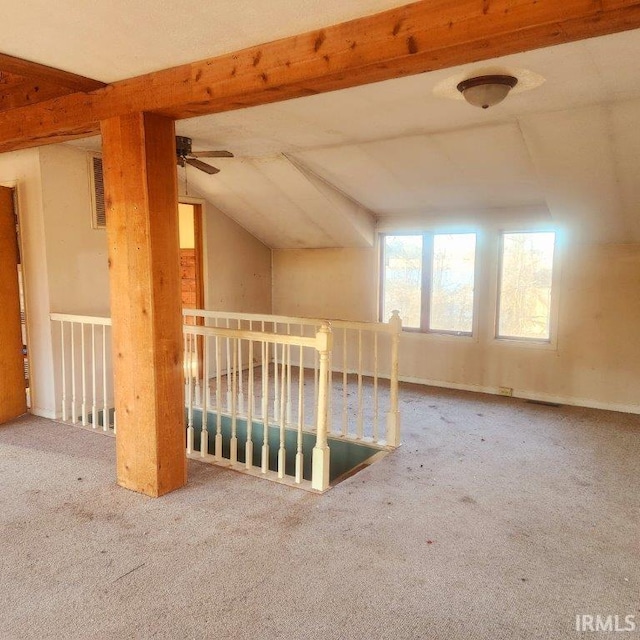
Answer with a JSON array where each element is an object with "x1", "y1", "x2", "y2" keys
[
  {"x1": 102, "y1": 112, "x2": 186, "y2": 497},
  {"x1": 0, "y1": 71, "x2": 74, "y2": 112},
  {"x1": 1, "y1": 0, "x2": 640, "y2": 152},
  {"x1": 0, "y1": 52, "x2": 105, "y2": 92}
]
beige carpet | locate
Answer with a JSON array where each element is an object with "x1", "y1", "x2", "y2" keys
[{"x1": 0, "y1": 384, "x2": 638, "y2": 639}]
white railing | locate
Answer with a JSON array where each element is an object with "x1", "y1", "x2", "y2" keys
[
  {"x1": 50, "y1": 309, "x2": 402, "y2": 492},
  {"x1": 183, "y1": 322, "x2": 332, "y2": 491},
  {"x1": 50, "y1": 313, "x2": 115, "y2": 433},
  {"x1": 183, "y1": 309, "x2": 402, "y2": 447}
]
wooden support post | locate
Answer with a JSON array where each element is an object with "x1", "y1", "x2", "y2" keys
[
  {"x1": 101, "y1": 112, "x2": 186, "y2": 497},
  {"x1": 0, "y1": 186, "x2": 27, "y2": 424}
]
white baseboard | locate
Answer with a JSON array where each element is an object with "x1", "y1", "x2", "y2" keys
[
  {"x1": 30, "y1": 407, "x2": 58, "y2": 420},
  {"x1": 398, "y1": 375, "x2": 640, "y2": 415}
]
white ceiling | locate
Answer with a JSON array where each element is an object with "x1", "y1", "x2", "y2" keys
[{"x1": 4, "y1": 3, "x2": 640, "y2": 247}]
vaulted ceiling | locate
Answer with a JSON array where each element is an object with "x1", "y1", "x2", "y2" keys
[{"x1": 2, "y1": 2, "x2": 640, "y2": 247}]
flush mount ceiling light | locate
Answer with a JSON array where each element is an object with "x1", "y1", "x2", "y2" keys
[{"x1": 456, "y1": 75, "x2": 518, "y2": 109}]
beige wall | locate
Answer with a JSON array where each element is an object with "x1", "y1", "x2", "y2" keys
[
  {"x1": 273, "y1": 248, "x2": 377, "y2": 321},
  {"x1": 272, "y1": 241, "x2": 640, "y2": 413},
  {"x1": 40, "y1": 145, "x2": 111, "y2": 316},
  {"x1": 200, "y1": 198, "x2": 272, "y2": 314}
]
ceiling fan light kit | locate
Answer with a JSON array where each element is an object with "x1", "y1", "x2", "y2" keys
[
  {"x1": 175, "y1": 135, "x2": 233, "y2": 175},
  {"x1": 456, "y1": 74, "x2": 519, "y2": 109}
]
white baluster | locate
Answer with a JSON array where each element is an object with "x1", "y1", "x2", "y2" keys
[
  {"x1": 70, "y1": 323, "x2": 77, "y2": 424},
  {"x1": 357, "y1": 329, "x2": 363, "y2": 439},
  {"x1": 230, "y1": 337, "x2": 238, "y2": 465},
  {"x1": 273, "y1": 340, "x2": 280, "y2": 420},
  {"x1": 386, "y1": 310, "x2": 402, "y2": 447},
  {"x1": 261, "y1": 340, "x2": 269, "y2": 473},
  {"x1": 186, "y1": 333, "x2": 194, "y2": 454},
  {"x1": 312, "y1": 324, "x2": 332, "y2": 492},
  {"x1": 81, "y1": 324, "x2": 87, "y2": 426},
  {"x1": 237, "y1": 322, "x2": 245, "y2": 414},
  {"x1": 201, "y1": 334, "x2": 209, "y2": 457},
  {"x1": 342, "y1": 327, "x2": 348, "y2": 436},
  {"x1": 102, "y1": 326, "x2": 108, "y2": 431},
  {"x1": 60, "y1": 321, "x2": 67, "y2": 422},
  {"x1": 277, "y1": 343, "x2": 287, "y2": 479},
  {"x1": 286, "y1": 324, "x2": 292, "y2": 425},
  {"x1": 295, "y1": 343, "x2": 304, "y2": 483},
  {"x1": 215, "y1": 336, "x2": 223, "y2": 460},
  {"x1": 225, "y1": 320, "x2": 232, "y2": 410},
  {"x1": 373, "y1": 331, "x2": 379, "y2": 443},
  {"x1": 91, "y1": 324, "x2": 97, "y2": 429},
  {"x1": 245, "y1": 340, "x2": 254, "y2": 470}
]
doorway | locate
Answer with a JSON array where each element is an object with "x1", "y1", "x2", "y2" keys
[
  {"x1": 179, "y1": 202, "x2": 204, "y2": 314},
  {"x1": 179, "y1": 202, "x2": 204, "y2": 377},
  {"x1": 0, "y1": 186, "x2": 28, "y2": 424}
]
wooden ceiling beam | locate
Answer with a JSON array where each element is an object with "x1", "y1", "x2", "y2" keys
[
  {"x1": 1, "y1": 0, "x2": 640, "y2": 152},
  {"x1": 0, "y1": 74, "x2": 75, "y2": 112},
  {"x1": 0, "y1": 52, "x2": 105, "y2": 92}
]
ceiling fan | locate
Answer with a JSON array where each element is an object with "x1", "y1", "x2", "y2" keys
[{"x1": 176, "y1": 136, "x2": 233, "y2": 175}]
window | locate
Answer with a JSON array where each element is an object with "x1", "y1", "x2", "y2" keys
[
  {"x1": 497, "y1": 231, "x2": 556, "y2": 341},
  {"x1": 381, "y1": 232, "x2": 477, "y2": 334}
]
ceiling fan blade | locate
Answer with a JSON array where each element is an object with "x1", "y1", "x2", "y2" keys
[
  {"x1": 186, "y1": 158, "x2": 220, "y2": 175},
  {"x1": 190, "y1": 150, "x2": 234, "y2": 158}
]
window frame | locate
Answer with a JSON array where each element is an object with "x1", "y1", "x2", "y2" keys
[
  {"x1": 379, "y1": 231, "x2": 478, "y2": 336},
  {"x1": 494, "y1": 229, "x2": 559, "y2": 344}
]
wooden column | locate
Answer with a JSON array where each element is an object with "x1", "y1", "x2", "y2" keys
[
  {"x1": 101, "y1": 112, "x2": 186, "y2": 497},
  {"x1": 0, "y1": 186, "x2": 27, "y2": 424}
]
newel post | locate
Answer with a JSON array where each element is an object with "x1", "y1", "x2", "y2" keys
[
  {"x1": 312, "y1": 323, "x2": 332, "y2": 491},
  {"x1": 386, "y1": 310, "x2": 402, "y2": 447}
]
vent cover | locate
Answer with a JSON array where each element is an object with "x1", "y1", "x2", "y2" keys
[{"x1": 89, "y1": 154, "x2": 105, "y2": 229}]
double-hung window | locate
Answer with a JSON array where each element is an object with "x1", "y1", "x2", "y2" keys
[
  {"x1": 496, "y1": 231, "x2": 556, "y2": 341},
  {"x1": 381, "y1": 232, "x2": 477, "y2": 334}
]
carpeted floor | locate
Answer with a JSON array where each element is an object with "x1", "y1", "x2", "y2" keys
[{"x1": 0, "y1": 384, "x2": 638, "y2": 639}]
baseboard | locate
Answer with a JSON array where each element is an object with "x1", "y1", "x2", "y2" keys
[
  {"x1": 30, "y1": 407, "x2": 58, "y2": 420},
  {"x1": 398, "y1": 375, "x2": 640, "y2": 415}
]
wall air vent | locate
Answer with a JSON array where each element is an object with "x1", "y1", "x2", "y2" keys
[{"x1": 89, "y1": 154, "x2": 106, "y2": 229}]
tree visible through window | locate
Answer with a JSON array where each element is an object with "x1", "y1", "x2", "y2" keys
[
  {"x1": 497, "y1": 231, "x2": 555, "y2": 340},
  {"x1": 381, "y1": 233, "x2": 476, "y2": 334}
]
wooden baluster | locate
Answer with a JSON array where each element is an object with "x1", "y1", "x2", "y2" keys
[{"x1": 102, "y1": 325, "x2": 108, "y2": 431}]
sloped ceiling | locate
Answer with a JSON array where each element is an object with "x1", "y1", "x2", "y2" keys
[{"x1": 17, "y1": 7, "x2": 639, "y2": 247}]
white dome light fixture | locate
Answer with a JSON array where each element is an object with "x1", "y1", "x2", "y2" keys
[{"x1": 456, "y1": 74, "x2": 518, "y2": 109}]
